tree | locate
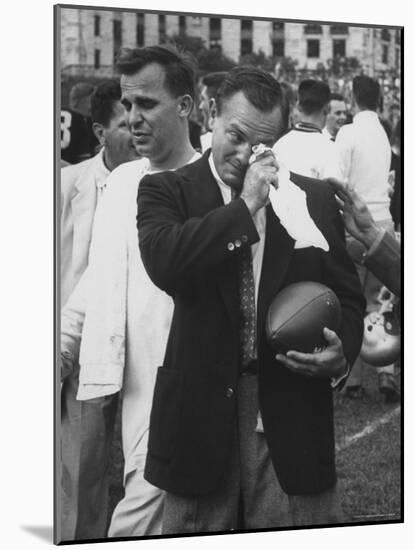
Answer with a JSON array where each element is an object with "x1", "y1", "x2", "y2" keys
[
  {"x1": 327, "y1": 56, "x2": 362, "y2": 78},
  {"x1": 166, "y1": 34, "x2": 236, "y2": 75},
  {"x1": 239, "y1": 50, "x2": 276, "y2": 73},
  {"x1": 274, "y1": 56, "x2": 299, "y2": 81}
]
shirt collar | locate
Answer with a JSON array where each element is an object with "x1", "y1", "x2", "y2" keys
[
  {"x1": 293, "y1": 121, "x2": 322, "y2": 133},
  {"x1": 95, "y1": 147, "x2": 110, "y2": 190},
  {"x1": 353, "y1": 110, "x2": 379, "y2": 122},
  {"x1": 208, "y1": 152, "x2": 233, "y2": 205}
]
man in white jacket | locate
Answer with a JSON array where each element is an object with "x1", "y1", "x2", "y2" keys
[
  {"x1": 61, "y1": 81, "x2": 139, "y2": 306},
  {"x1": 60, "y1": 80, "x2": 140, "y2": 542},
  {"x1": 60, "y1": 45, "x2": 200, "y2": 541}
]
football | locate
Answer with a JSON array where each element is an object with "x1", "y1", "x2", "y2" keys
[{"x1": 265, "y1": 281, "x2": 342, "y2": 354}]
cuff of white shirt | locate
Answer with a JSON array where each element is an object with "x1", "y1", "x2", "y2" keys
[
  {"x1": 331, "y1": 361, "x2": 350, "y2": 390},
  {"x1": 77, "y1": 383, "x2": 120, "y2": 401}
]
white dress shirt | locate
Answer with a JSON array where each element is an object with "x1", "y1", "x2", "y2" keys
[
  {"x1": 200, "y1": 131, "x2": 212, "y2": 153},
  {"x1": 322, "y1": 127, "x2": 335, "y2": 141},
  {"x1": 335, "y1": 110, "x2": 391, "y2": 222}
]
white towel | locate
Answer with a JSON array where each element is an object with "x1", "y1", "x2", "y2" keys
[{"x1": 250, "y1": 144, "x2": 329, "y2": 251}]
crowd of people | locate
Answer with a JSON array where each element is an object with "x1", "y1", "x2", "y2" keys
[{"x1": 59, "y1": 43, "x2": 401, "y2": 542}]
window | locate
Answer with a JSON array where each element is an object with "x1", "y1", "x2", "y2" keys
[
  {"x1": 179, "y1": 15, "x2": 186, "y2": 36},
  {"x1": 136, "y1": 13, "x2": 145, "y2": 46},
  {"x1": 158, "y1": 14, "x2": 166, "y2": 42},
  {"x1": 272, "y1": 22, "x2": 284, "y2": 32},
  {"x1": 273, "y1": 39, "x2": 285, "y2": 58},
  {"x1": 94, "y1": 15, "x2": 101, "y2": 37},
  {"x1": 307, "y1": 39, "x2": 320, "y2": 58},
  {"x1": 113, "y1": 19, "x2": 122, "y2": 43},
  {"x1": 333, "y1": 39, "x2": 346, "y2": 58},
  {"x1": 381, "y1": 29, "x2": 391, "y2": 42},
  {"x1": 94, "y1": 49, "x2": 101, "y2": 69},
  {"x1": 241, "y1": 19, "x2": 253, "y2": 56},
  {"x1": 382, "y1": 44, "x2": 389, "y2": 64},
  {"x1": 209, "y1": 18, "x2": 221, "y2": 47},
  {"x1": 330, "y1": 24, "x2": 348, "y2": 35},
  {"x1": 304, "y1": 24, "x2": 322, "y2": 34},
  {"x1": 113, "y1": 19, "x2": 122, "y2": 64}
]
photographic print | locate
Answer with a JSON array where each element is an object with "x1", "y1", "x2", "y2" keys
[{"x1": 55, "y1": 3, "x2": 402, "y2": 544}]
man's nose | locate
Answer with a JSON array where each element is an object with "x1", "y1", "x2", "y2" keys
[
  {"x1": 128, "y1": 105, "x2": 144, "y2": 128},
  {"x1": 235, "y1": 142, "x2": 253, "y2": 165}
]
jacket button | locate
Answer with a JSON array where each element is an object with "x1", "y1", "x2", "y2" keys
[
  {"x1": 227, "y1": 242, "x2": 235, "y2": 251},
  {"x1": 226, "y1": 387, "x2": 234, "y2": 398},
  {"x1": 235, "y1": 239, "x2": 242, "y2": 248},
  {"x1": 241, "y1": 235, "x2": 248, "y2": 243}
]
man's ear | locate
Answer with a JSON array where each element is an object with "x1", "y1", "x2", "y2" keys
[
  {"x1": 177, "y1": 94, "x2": 193, "y2": 118},
  {"x1": 209, "y1": 98, "x2": 218, "y2": 127},
  {"x1": 92, "y1": 122, "x2": 105, "y2": 146}
]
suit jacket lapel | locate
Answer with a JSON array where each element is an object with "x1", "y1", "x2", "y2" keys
[
  {"x1": 183, "y1": 153, "x2": 240, "y2": 336},
  {"x1": 257, "y1": 204, "x2": 295, "y2": 349}
]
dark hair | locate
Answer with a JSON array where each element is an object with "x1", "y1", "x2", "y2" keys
[
  {"x1": 216, "y1": 66, "x2": 285, "y2": 119},
  {"x1": 279, "y1": 82, "x2": 292, "y2": 133},
  {"x1": 70, "y1": 82, "x2": 95, "y2": 101},
  {"x1": 90, "y1": 81, "x2": 121, "y2": 126},
  {"x1": 330, "y1": 93, "x2": 345, "y2": 102},
  {"x1": 298, "y1": 79, "x2": 330, "y2": 115},
  {"x1": 353, "y1": 75, "x2": 381, "y2": 111},
  {"x1": 116, "y1": 45, "x2": 196, "y2": 100},
  {"x1": 201, "y1": 71, "x2": 228, "y2": 100}
]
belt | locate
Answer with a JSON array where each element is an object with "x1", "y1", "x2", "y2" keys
[{"x1": 240, "y1": 359, "x2": 258, "y2": 376}]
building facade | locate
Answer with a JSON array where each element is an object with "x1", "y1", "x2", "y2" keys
[{"x1": 60, "y1": 8, "x2": 401, "y2": 78}]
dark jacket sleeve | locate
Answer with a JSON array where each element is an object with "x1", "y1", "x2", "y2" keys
[
  {"x1": 364, "y1": 231, "x2": 401, "y2": 297},
  {"x1": 319, "y1": 185, "x2": 366, "y2": 369},
  {"x1": 137, "y1": 171, "x2": 259, "y2": 293}
]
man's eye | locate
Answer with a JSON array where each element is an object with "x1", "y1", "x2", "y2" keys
[
  {"x1": 229, "y1": 131, "x2": 242, "y2": 143},
  {"x1": 121, "y1": 101, "x2": 131, "y2": 112},
  {"x1": 140, "y1": 100, "x2": 156, "y2": 109}
]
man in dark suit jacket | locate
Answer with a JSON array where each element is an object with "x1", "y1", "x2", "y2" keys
[{"x1": 137, "y1": 67, "x2": 365, "y2": 533}]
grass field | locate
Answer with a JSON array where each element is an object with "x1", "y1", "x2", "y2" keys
[{"x1": 108, "y1": 363, "x2": 402, "y2": 528}]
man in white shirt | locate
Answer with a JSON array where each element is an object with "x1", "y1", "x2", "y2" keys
[
  {"x1": 323, "y1": 93, "x2": 347, "y2": 142},
  {"x1": 60, "y1": 81, "x2": 140, "y2": 541},
  {"x1": 335, "y1": 75, "x2": 399, "y2": 401},
  {"x1": 273, "y1": 79, "x2": 343, "y2": 180},
  {"x1": 60, "y1": 45, "x2": 200, "y2": 541}
]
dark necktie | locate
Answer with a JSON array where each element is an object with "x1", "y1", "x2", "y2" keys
[{"x1": 239, "y1": 244, "x2": 257, "y2": 369}]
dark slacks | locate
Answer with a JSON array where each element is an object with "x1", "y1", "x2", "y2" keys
[
  {"x1": 60, "y1": 368, "x2": 119, "y2": 541},
  {"x1": 162, "y1": 375, "x2": 344, "y2": 534}
]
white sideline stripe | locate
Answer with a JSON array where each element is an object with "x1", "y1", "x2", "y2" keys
[{"x1": 336, "y1": 407, "x2": 401, "y2": 452}]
